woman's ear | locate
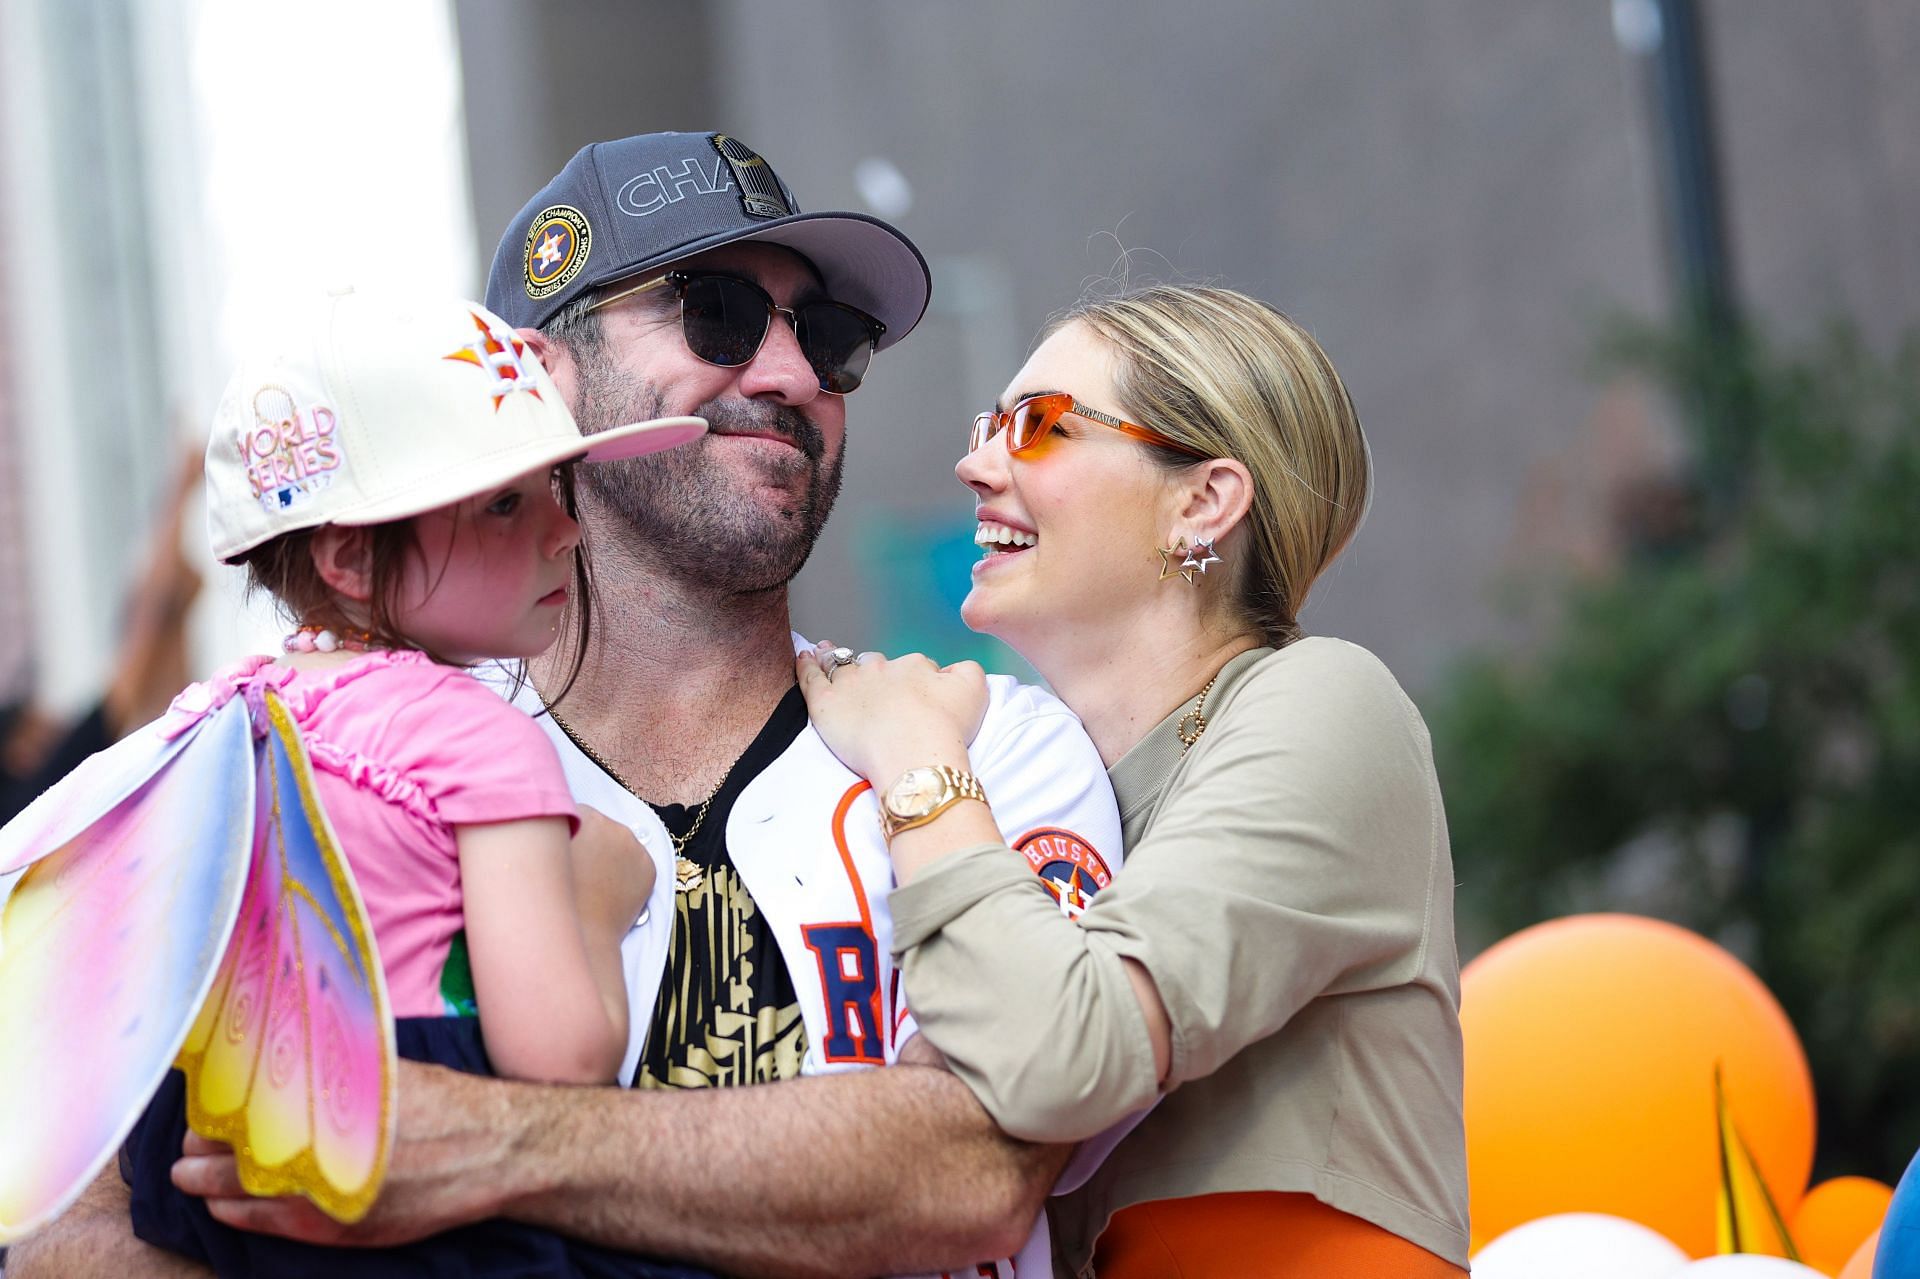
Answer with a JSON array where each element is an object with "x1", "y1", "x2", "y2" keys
[
  {"x1": 310, "y1": 525, "x2": 375, "y2": 602},
  {"x1": 1177, "y1": 458, "x2": 1255, "y2": 547}
]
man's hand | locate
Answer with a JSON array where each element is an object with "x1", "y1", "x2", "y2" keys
[{"x1": 172, "y1": 1060, "x2": 520, "y2": 1247}]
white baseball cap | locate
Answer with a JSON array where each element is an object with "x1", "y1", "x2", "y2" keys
[{"x1": 206, "y1": 287, "x2": 705, "y2": 562}]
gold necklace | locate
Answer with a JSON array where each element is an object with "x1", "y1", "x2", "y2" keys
[
  {"x1": 542, "y1": 700, "x2": 729, "y2": 891},
  {"x1": 1176, "y1": 674, "x2": 1220, "y2": 755}
]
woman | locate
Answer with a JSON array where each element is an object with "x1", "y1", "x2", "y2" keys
[{"x1": 797, "y1": 286, "x2": 1469, "y2": 1277}]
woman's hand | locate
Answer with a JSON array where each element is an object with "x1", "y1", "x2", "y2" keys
[{"x1": 795, "y1": 643, "x2": 988, "y2": 788}]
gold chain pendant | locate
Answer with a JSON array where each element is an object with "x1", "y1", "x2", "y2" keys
[
  {"x1": 1177, "y1": 675, "x2": 1220, "y2": 754},
  {"x1": 542, "y1": 699, "x2": 728, "y2": 892}
]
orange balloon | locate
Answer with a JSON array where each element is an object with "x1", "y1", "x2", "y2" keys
[
  {"x1": 1793, "y1": 1178, "x2": 1893, "y2": 1277},
  {"x1": 1837, "y1": 1227, "x2": 1879, "y2": 1279},
  {"x1": 1462, "y1": 914, "x2": 1815, "y2": 1258}
]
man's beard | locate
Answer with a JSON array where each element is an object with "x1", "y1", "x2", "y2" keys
[{"x1": 572, "y1": 359, "x2": 844, "y2": 594}]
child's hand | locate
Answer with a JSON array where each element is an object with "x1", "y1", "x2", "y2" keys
[{"x1": 569, "y1": 805, "x2": 655, "y2": 937}]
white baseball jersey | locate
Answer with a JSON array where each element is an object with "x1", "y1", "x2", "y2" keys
[{"x1": 499, "y1": 636, "x2": 1125, "y2": 1279}]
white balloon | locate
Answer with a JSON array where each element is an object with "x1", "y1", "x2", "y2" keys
[
  {"x1": 1473, "y1": 1213, "x2": 1690, "y2": 1279},
  {"x1": 1674, "y1": 1259, "x2": 1826, "y2": 1276}
]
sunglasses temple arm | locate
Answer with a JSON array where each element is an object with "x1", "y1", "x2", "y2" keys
[
  {"x1": 583, "y1": 274, "x2": 675, "y2": 315},
  {"x1": 1112, "y1": 422, "x2": 1212, "y2": 458}
]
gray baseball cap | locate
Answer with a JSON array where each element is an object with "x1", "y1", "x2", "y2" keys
[{"x1": 485, "y1": 131, "x2": 930, "y2": 350}]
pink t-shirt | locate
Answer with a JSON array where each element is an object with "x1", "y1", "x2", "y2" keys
[{"x1": 182, "y1": 651, "x2": 577, "y2": 1017}]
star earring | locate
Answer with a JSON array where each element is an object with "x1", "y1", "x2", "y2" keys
[
  {"x1": 1157, "y1": 535, "x2": 1222, "y2": 584},
  {"x1": 1182, "y1": 536, "x2": 1223, "y2": 578},
  {"x1": 1156, "y1": 538, "x2": 1192, "y2": 582}
]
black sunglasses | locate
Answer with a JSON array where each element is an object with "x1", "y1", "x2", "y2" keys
[{"x1": 586, "y1": 271, "x2": 884, "y2": 395}]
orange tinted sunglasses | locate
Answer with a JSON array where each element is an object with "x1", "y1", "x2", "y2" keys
[{"x1": 969, "y1": 392, "x2": 1211, "y2": 459}]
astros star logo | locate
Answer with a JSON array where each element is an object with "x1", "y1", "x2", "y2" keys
[
  {"x1": 1051, "y1": 869, "x2": 1095, "y2": 919},
  {"x1": 522, "y1": 204, "x2": 591, "y2": 299},
  {"x1": 1021, "y1": 828, "x2": 1113, "y2": 922},
  {"x1": 444, "y1": 310, "x2": 543, "y2": 407}
]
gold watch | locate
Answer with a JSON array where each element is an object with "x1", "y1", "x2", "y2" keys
[{"x1": 879, "y1": 765, "x2": 988, "y2": 839}]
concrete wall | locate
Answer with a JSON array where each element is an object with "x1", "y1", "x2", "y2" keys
[
  {"x1": 0, "y1": 33, "x2": 25, "y2": 704},
  {"x1": 452, "y1": 0, "x2": 1920, "y2": 690},
  {"x1": 1710, "y1": 0, "x2": 1920, "y2": 348},
  {"x1": 0, "y1": 0, "x2": 180, "y2": 711}
]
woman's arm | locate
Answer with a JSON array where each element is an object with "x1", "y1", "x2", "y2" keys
[
  {"x1": 886, "y1": 799, "x2": 1175, "y2": 1086},
  {"x1": 796, "y1": 646, "x2": 1178, "y2": 1129},
  {"x1": 806, "y1": 642, "x2": 1447, "y2": 1144},
  {"x1": 457, "y1": 813, "x2": 640, "y2": 1083}
]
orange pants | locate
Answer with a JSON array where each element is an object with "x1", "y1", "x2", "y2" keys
[{"x1": 1092, "y1": 1191, "x2": 1468, "y2": 1279}]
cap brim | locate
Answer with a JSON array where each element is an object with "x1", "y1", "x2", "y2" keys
[
  {"x1": 574, "y1": 414, "x2": 708, "y2": 462},
  {"x1": 328, "y1": 416, "x2": 706, "y2": 529},
  {"x1": 610, "y1": 212, "x2": 931, "y2": 351}
]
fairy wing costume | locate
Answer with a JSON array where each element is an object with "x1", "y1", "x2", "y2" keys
[{"x1": 0, "y1": 668, "x2": 393, "y2": 1242}]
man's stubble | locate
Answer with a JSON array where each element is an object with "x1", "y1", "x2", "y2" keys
[{"x1": 570, "y1": 351, "x2": 845, "y2": 596}]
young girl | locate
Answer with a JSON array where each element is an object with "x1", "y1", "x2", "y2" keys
[{"x1": 122, "y1": 288, "x2": 714, "y2": 1277}]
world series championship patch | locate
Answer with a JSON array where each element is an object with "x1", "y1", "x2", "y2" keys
[
  {"x1": 1015, "y1": 827, "x2": 1111, "y2": 920},
  {"x1": 522, "y1": 204, "x2": 591, "y2": 300},
  {"x1": 240, "y1": 385, "x2": 342, "y2": 513}
]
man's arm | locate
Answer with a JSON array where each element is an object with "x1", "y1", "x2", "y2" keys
[
  {"x1": 5, "y1": 1165, "x2": 210, "y2": 1278},
  {"x1": 178, "y1": 1049, "x2": 1073, "y2": 1278},
  {"x1": 519, "y1": 1036, "x2": 1070, "y2": 1275}
]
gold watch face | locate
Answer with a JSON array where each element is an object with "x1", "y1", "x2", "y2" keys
[{"x1": 885, "y1": 769, "x2": 948, "y2": 819}]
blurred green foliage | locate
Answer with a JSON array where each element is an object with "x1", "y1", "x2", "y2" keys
[{"x1": 1428, "y1": 318, "x2": 1920, "y2": 1181}]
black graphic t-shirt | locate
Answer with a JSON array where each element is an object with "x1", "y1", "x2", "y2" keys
[{"x1": 631, "y1": 686, "x2": 810, "y2": 1090}]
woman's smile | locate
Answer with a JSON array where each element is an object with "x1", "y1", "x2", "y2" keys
[{"x1": 973, "y1": 517, "x2": 1038, "y2": 572}]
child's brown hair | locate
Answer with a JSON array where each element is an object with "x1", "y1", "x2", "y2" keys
[{"x1": 237, "y1": 464, "x2": 596, "y2": 702}]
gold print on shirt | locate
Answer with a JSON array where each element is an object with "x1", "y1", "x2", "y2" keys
[{"x1": 633, "y1": 862, "x2": 808, "y2": 1089}]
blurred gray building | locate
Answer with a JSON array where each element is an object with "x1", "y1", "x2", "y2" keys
[
  {"x1": 1, "y1": 0, "x2": 1915, "y2": 711},
  {"x1": 450, "y1": 0, "x2": 1920, "y2": 691}
]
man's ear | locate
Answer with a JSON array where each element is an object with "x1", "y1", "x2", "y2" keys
[
  {"x1": 310, "y1": 525, "x2": 375, "y2": 602},
  {"x1": 520, "y1": 328, "x2": 579, "y2": 409},
  {"x1": 1177, "y1": 458, "x2": 1255, "y2": 548}
]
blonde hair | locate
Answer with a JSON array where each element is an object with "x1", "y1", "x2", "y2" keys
[{"x1": 1052, "y1": 285, "x2": 1370, "y2": 646}]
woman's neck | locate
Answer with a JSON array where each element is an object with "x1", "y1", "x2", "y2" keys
[{"x1": 1032, "y1": 616, "x2": 1262, "y2": 769}]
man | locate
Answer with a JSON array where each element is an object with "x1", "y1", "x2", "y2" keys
[{"x1": 11, "y1": 133, "x2": 1119, "y2": 1278}]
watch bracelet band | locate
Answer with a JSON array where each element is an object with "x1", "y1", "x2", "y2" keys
[{"x1": 881, "y1": 764, "x2": 989, "y2": 838}]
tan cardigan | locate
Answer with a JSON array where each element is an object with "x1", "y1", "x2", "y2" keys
[{"x1": 888, "y1": 639, "x2": 1470, "y2": 1274}]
